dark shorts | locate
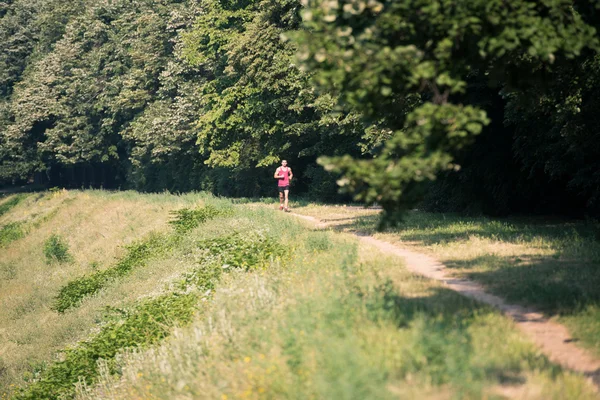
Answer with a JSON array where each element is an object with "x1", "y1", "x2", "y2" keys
[{"x1": 278, "y1": 186, "x2": 290, "y2": 193}]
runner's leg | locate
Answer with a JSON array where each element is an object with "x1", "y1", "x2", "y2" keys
[
  {"x1": 279, "y1": 190, "x2": 284, "y2": 209},
  {"x1": 284, "y1": 189, "x2": 289, "y2": 210}
]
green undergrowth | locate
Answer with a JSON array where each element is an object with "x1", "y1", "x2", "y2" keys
[
  {"x1": 0, "y1": 222, "x2": 25, "y2": 247},
  {"x1": 16, "y1": 292, "x2": 200, "y2": 400},
  {"x1": 75, "y1": 228, "x2": 597, "y2": 400},
  {"x1": 18, "y1": 228, "x2": 287, "y2": 399},
  {"x1": 53, "y1": 234, "x2": 169, "y2": 313},
  {"x1": 53, "y1": 205, "x2": 232, "y2": 313},
  {"x1": 169, "y1": 205, "x2": 231, "y2": 234},
  {"x1": 0, "y1": 194, "x2": 27, "y2": 217},
  {"x1": 0, "y1": 194, "x2": 65, "y2": 250},
  {"x1": 43, "y1": 234, "x2": 73, "y2": 264},
  {"x1": 0, "y1": 195, "x2": 29, "y2": 247}
]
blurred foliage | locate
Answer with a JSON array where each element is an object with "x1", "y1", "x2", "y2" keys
[{"x1": 296, "y1": 0, "x2": 599, "y2": 225}]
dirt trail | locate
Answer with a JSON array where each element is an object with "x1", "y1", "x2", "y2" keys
[{"x1": 291, "y1": 212, "x2": 600, "y2": 391}]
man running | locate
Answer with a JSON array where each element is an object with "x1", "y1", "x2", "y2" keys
[{"x1": 274, "y1": 160, "x2": 293, "y2": 212}]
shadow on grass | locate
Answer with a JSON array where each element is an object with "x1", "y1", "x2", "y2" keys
[
  {"x1": 317, "y1": 210, "x2": 600, "y2": 356},
  {"x1": 363, "y1": 281, "x2": 562, "y2": 388},
  {"x1": 345, "y1": 212, "x2": 600, "y2": 316},
  {"x1": 447, "y1": 255, "x2": 600, "y2": 316},
  {"x1": 349, "y1": 212, "x2": 600, "y2": 248},
  {"x1": 0, "y1": 184, "x2": 48, "y2": 197}
]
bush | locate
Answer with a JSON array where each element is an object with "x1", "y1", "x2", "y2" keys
[{"x1": 43, "y1": 234, "x2": 73, "y2": 264}]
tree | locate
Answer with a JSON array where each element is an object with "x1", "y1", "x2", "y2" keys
[
  {"x1": 296, "y1": 0, "x2": 599, "y2": 225},
  {"x1": 181, "y1": 0, "x2": 364, "y2": 194}
]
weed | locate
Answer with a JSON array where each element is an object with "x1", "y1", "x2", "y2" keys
[
  {"x1": 19, "y1": 231, "x2": 288, "y2": 399},
  {"x1": 305, "y1": 231, "x2": 332, "y2": 252},
  {"x1": 0, "y1": 263, "x2": 17, "y2": 281},
  {"x1": 43, "y1": 234, "x2": 73, "y2": 264},
  {"x1": 180, "y1": 233, "x2": 287, "y2": 289},
  {"x1": 52, "y1": 206, "x2": 233, "y2": 313},
  {"x1": 16, "y1": 292, "x2": 199, "y2": 400},
  {"x1": 0, "y1": 194, "x2": 27, "y2": 217},
  {"x1": 53, "y1": 234, "x2": 168, "y2": 312},
  {"x1": 169, "y1": 205, "x2": 231, "y2": 234},
  {"x1": 0, "y1": 223, "x2": 24, "y2": 247}
]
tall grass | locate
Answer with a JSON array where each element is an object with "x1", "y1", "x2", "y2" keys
[
  {"x1": 76, "y1": 233, "x2": 597, "y2": 400},
  {"x1": 294, "y1": 204, "x2": 600, "y2": 358},
  {"x1": 0, "y1": 194, "x2": 27, "y2": 217},
  {"x1": 3, "y1": 194, "x2": 598, "y2": 400},
  {"x1": 1, "y1": 190, "x2": 218, "y2": 393}
]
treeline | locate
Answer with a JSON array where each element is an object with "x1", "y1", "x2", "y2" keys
[{"x1": 1, "y1": 0, "x2": 600, "y2": 218}]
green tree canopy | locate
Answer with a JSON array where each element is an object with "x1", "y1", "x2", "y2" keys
[{"x1": 296, "y1": 0, "x2": 599, "y2": 224}]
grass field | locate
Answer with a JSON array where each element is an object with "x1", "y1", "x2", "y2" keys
[
  {"x1": 0, "y1": 192, "x2": 598, "y2": 399},
  {"x1": 293, "y1": 204, "x2": 600, "y2": 359}
]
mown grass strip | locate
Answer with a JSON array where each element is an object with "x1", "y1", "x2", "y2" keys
[
  {"x1": 53, "y1": 206, "x2": 231, "y2": 313},
  {"x1": 18, "y1": 232, "x2": 287, "y2": 400}
]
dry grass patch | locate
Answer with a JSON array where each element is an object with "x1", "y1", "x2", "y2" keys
[
  {"x1": 75, "y1": 232, "x2": 597, "y2": 400},
  {"x1": 0, "y1": 190, "x2": 213, "y2": 391}
]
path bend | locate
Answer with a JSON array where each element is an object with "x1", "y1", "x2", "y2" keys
[{"x1": 291, "y1": 212, "x2": 600, "y2": 392}]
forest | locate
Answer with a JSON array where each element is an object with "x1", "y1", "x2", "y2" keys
[{"x1": 1, "y1": 0, "x2": 600, "y2": 221}]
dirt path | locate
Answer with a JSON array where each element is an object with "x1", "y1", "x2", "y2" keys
[{"x1": 291, "y1": 212, "x2": 600, "y2": 391}]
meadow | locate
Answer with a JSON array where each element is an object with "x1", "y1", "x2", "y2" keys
[
  {"x1": 294, "y1": 204, "x2": 600, "y2": 359},
  {"x1": 0, "y1": 191, "x2": 598, "y2": 399}
]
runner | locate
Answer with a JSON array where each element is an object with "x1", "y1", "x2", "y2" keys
[{"x1": 274, "y1": 160, "x2": 293, "y2": 212}]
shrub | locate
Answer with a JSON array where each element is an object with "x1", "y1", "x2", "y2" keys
[{"x1": 43, "y1": 234, "x2": 73, "y2": 264}]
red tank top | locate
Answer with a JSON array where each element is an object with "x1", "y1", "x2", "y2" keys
[{"x1": 278, "y1": 167, "x2": 290, "y2": 187}]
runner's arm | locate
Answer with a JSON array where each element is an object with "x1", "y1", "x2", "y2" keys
[
  {"x1": 274, "y1": 167, "x2": 281, "y2": 179},
  {"x1": 288, "y1": 168, "x2": 293, "y2": 180}
]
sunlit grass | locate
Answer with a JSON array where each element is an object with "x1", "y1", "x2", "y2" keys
[
  {"x1": 77, "y1": 237, "x2": 597, "y2": 399},
  {"x1": 294, "y1": 205, "x2": 600, "y2": 358},
  {"x1": 0, "y1": 190, "x2": 217, "y2": 391},
  {"x1": 2, "y1": 194, "x2": 598, "y2": 399}
]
